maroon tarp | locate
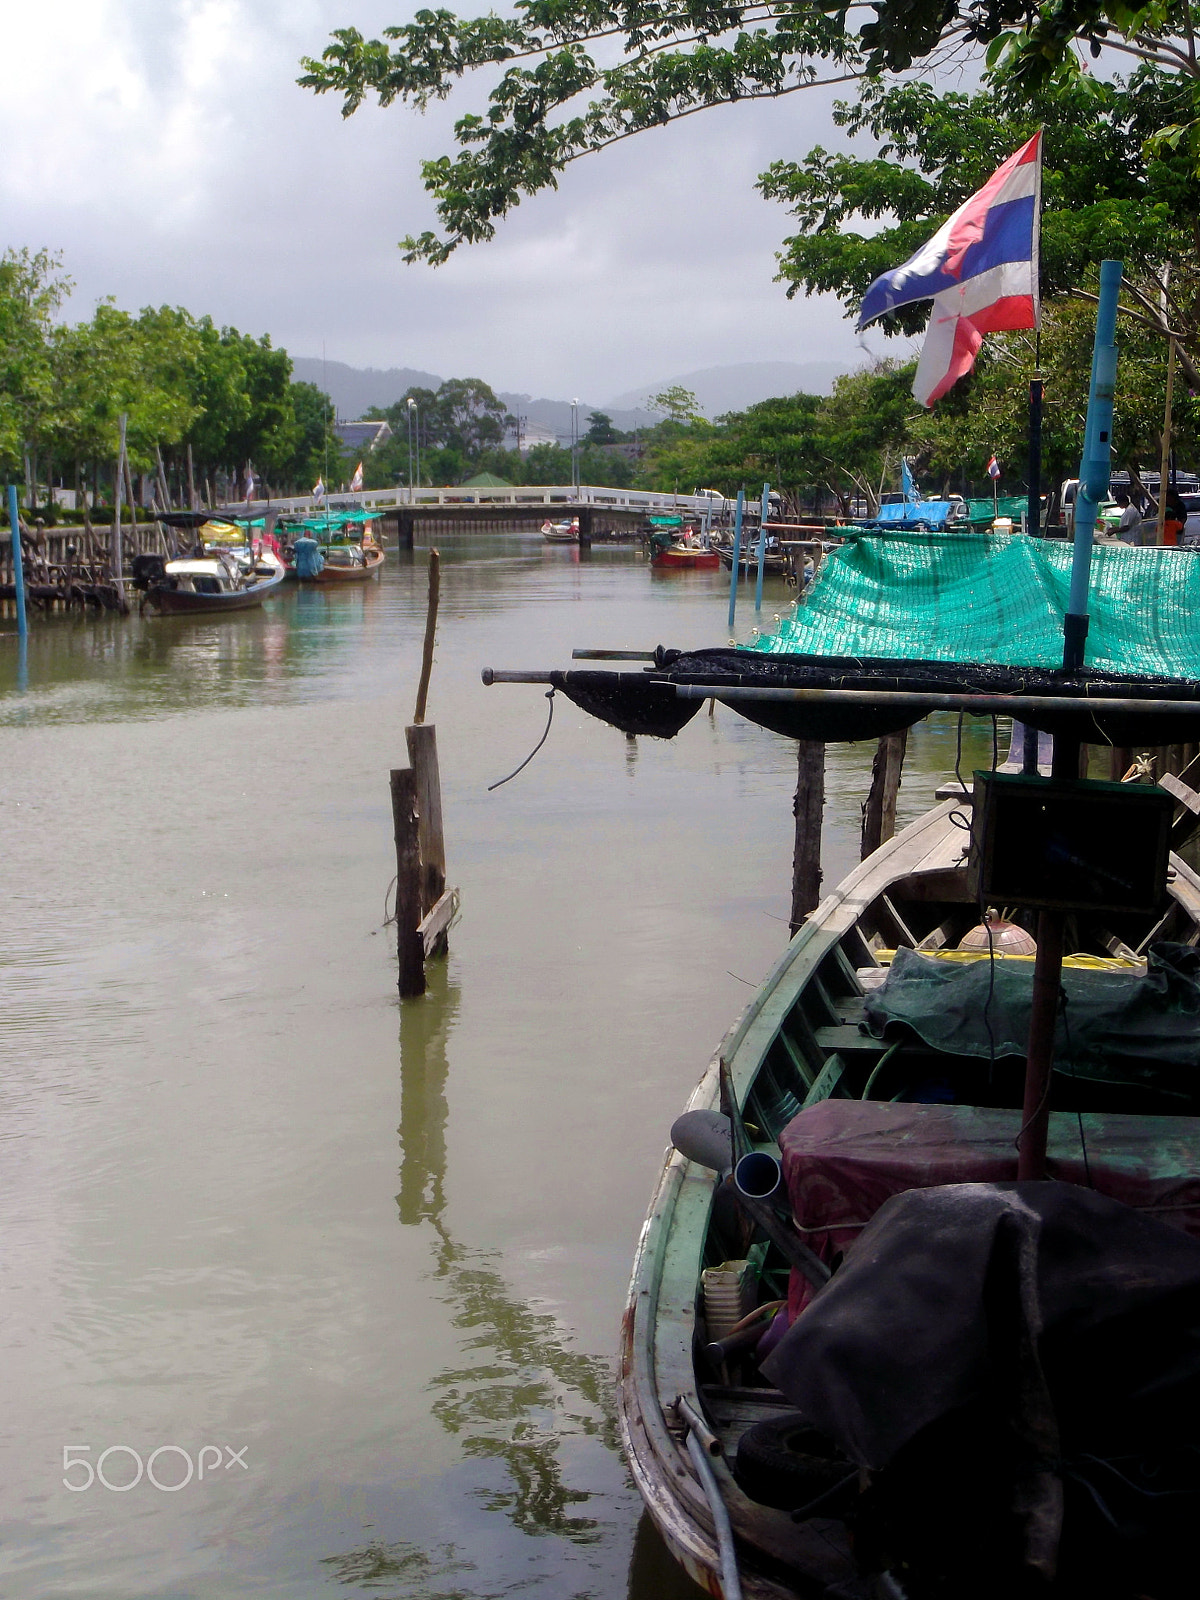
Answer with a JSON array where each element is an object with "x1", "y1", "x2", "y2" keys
[{"x1": 779, "y1": 1100, "x2": 1200, "y2": 1317}]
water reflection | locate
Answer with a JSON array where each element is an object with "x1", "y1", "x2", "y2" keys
[{"x1": 381, "y1": 962, "x2": 617, "y2": 1572}]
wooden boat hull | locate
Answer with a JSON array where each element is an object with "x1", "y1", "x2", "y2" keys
[
  {"x1": 298, "y1": 546, "x2": 385, "y2": 583},
  {"x1": 617, "y1": 800, "x2": 1200, "y2": 1597},
  {"x1": 652, "y1": 546, "x2": 721, "y2": 570},
  {"x1": 145, "y1": 568, "x2": 286, "y2": 615},
  {"x1": 719, "y1": 549, "x2": 788, "y2": 576}
]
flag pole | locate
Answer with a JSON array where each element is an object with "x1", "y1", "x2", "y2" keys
[
  {"x1": 728, "y1": 488, "x2": 745, "y2": 631},
  {"x1": 1063, "y1": 259, "x2": 1122, "y2": 674},
  {"x1": 1027, "y1": 370, "x2": 1044, "y2": 536}
]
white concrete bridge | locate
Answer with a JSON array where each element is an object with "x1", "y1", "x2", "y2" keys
[{"x1": 241, "y1": 485, "x2": 731, "y2": 519}]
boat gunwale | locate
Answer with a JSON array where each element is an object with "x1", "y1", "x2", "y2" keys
[{"x1": 617, "y1": 800, "x2": 970, "y2": 1595}]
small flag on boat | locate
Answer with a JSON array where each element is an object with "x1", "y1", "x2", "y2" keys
[
  {"x1": 244, "y1": 465, "x2": 255, "y2": 502},
  {"x1": 350, "y1": 460, "x2": 364, "y2": 492},
  {"x1": 901, "y1": 457, "x2": 918, "y2": 503},
  {"x1": 987, "y1": 455, "x2": 1001, "y2": 480},
  {"x1": 312, "y1": 476, "x2": 325, "y2": 501},
  {"x1": 857, "y1": 132, "x2": 1042, "y2": 408}
]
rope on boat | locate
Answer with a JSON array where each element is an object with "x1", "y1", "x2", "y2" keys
[
  {"x1": 487, "y1": 688, "x2": 556, "y2": 791},
  {"x1": 676, "y1": 1395, "x2": 744, "y2": 1600}
]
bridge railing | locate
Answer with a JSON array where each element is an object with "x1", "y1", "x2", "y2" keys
[{"x1": 239, "y1": 485, "x2": 730, "y2": 517}]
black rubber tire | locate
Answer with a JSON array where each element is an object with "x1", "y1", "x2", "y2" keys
[{"x1": 734, "y1": 1412, "x2": 854, "y2": 1512}]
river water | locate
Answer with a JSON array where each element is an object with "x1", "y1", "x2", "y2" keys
[{"x1": 0, "y1": 536, "x2": 996, "y2": 1600}]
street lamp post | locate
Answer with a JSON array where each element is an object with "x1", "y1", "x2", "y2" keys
[
  {"x1": 407, "y1": 397, "x2": 418, "y2": 498},
  {"x1": 571, "y1": 398, "x2": 580, "y2": 494}
]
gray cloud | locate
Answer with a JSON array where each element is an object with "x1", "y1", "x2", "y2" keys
[{"x1": 2, "y1": 1, "x2": 868, "y2": 397}]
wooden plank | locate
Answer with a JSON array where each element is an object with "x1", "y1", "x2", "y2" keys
[
  {"x1": 1161, "y1": 770, "x2": 1200, "y2": 814},
  {"x1": 405, "y1": 723, "x2": 447, "y2": 917},
  {"x1": 813, "y1": 1025, "x2": 877, "y2": 1054},
  {"x1": 774, "y1": 1026, "x2": 816, "y2": 1092},
  {"x1": 801, "y1": 1053, "x2": 848, "y2": 1108},
  {"x1": 418, "y1": 886, "x2": 459, "y2": 958}
]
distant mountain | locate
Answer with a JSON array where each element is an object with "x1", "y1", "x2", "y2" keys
[
  {"x1": 498, "y1": 393, "x2": 657, "y2": 439},
  {"x1": 290, "y1": 358, "x2": 443, "y2": 419},
  {"x1": 291, "y1": 356, "x2": 857, "y2": 432},
  {"x1": 603, "y1": 360, "x2": 854, "y2": 417}
]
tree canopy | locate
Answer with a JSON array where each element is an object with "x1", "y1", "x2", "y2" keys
[
  {"x1": 0, "y1": 247, "x2": 342, "y2": 503},
  {"x1": 762, "y1": 69, "x2": 1200, "y2": 377},
  {"x1": 300, "y1": 0, "x2": 1200, "y2": 266}
]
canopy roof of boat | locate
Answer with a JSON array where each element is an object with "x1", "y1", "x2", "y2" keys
[
  {"x1": 279, "y1": 508, "x2": 378, "y2": 536},
  {"x1": 484, "y1": 531, "x2": 1200, "y2": 744}
]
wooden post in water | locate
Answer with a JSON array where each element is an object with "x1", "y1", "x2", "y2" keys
[
  {"x1": 392, "y1": 548, "x2": 456, "y2": 992},
  {"x1": 111, "y1": 414, "x2": 127, "y2": 608},
  {"x1": 413, "y1": 549, "x2": 440, "y2": 726},
  {"x1": 790, "y1": 740, "x2": 826, "y2": 934},
  {"x1": 860, "y1": 729, "x2": 908, "y2": 860},
  {"x1": 391, "y1": 767, "x2": 426, "y2": 998},
  {"x1": 406, "y1": 724, "x2": 446, "y2": 922},
  {"x1": 186, "y1": 443, "x2": 198, "y2": 511}
]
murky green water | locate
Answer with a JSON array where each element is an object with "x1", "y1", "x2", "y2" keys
[{"x1": 0, "y1": 537, "x2": 997, "y2": 1599}]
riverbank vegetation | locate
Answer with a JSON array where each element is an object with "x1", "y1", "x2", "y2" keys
[{"x1": 0, "y1": 249, "x2": 343, "y2": 513}]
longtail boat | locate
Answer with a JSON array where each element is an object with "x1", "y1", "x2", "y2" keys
[
  {"x1": 618, "y1": 796, "x2": 1200, "y2": 1598},
  {"x1": 281, "y1": 509, "x2": 386, "y2": 583},
  {"x1": 483, "y1": 520, "x2": 1200, "y2": 1597},
  {"x1": 135, "y1": 549, "x2": 285, "y2": 615},
  {"x1": 649, "y1": 525, "x2": 721, "y2": 570}
]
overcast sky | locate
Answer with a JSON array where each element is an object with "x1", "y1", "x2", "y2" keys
[{"x1": 3, "y1": 1, "x2": 890, "y2": 401}]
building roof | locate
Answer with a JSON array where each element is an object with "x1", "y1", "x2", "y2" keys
[
  {"x1": 460, "y1": 471, "x2": 512, "y2": 488},
  {"x1": 333, "y1": 419, "x2": 393, "y2": 451}
]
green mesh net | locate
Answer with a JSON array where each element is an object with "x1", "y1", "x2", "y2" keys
[
  {"x1": 964, "y1": 496, "x2": 1029, "y2": 522},
  {"x1": 751, "y1": 530, "x2": 1200, "y2": 677}
]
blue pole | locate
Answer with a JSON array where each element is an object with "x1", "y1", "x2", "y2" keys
[
  {"x1": 1064, "y1": 259, "x2": 1122, "y2": 671},
  {"x1": 8, "y1": 484, "x2": 27, "y2": 638},
  {"x1": 727, "y1": 488, "x2": 745, "y2": 630},
  {"x1": 755, "y1": 482, "x2": 769, "y2": 613}
]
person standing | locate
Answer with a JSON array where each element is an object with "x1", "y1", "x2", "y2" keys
[
  {"x1": 1164, "y1": 487, "x2": 1187, "y2": 547},
  {"x1": 1115, "y1": 491, "x2": 1142, "y2": 544}
]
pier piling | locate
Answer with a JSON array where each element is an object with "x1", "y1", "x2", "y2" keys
[
  {"x1": 790, "y1": 740, "x2": 826, "y2": 933},
  {"x1": 391, "y1": 768, "x2": 427, "y2": 999}
]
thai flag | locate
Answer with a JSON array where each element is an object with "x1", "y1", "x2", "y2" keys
[
  {"x1": 987, "y1": 455, "x2": 1001, "y2": 480},
  {"x1": 858, "y1": 132, "x2": 1041, "y2": 408},
  {"x1": 350, "y1": 460, "x2": 364, "y2": 492}
]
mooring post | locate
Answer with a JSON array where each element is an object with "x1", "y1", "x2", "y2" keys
[
  {"x1": 112, "y1": 413, "x2": 128, "y2": 609},
  {"x1": 7, "y1": 485, "x2": 28, "y2": 637},
  {"x1": 860, "y1": 729, "x2": 908, "y2": 860},
  {"x1": 406, "y1": 724, "x2": 446, "y2": 920},
  {"x1": 391, "y1": 768, "x2": 426, "y2": 998},
  {"x1": 413, "y1": 549, "x2": 440, "y2": 725},
  {"x1": 790, "y1": 740, "x2": 826, "y2": 934},
  {"x1": 727, "y1": 488, "x2": 745, "y2": 631}
]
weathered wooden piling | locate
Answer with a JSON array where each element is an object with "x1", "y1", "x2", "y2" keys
[
  {"x1": 406, "y1": 723, "x2": 447, "y2": 940},
  {"x1": 860, "y1": 729, "x2": 908, "y2": 860},
  {"x1": 392, "y1": 548, "x2": 457, "y2": 996},
  {"x1": 790, "y1": 740, "x2": 825, "y2": 934},
  {"x1": 391, "y1": 767, "x2": 427, "y2": 998}
]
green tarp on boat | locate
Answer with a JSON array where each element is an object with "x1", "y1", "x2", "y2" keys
[{"x1": 751, "y1": 529, "x2": 1200, "y2": 678}]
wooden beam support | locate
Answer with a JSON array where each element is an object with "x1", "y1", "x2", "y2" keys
[
  {"x1": 390, "y1": 767, "x2": 426, "y2": 998},
  {"x1": 405, "y1": 723, "x2": 447, "y2": 923},
  {"x1": 860, "y1": 729, "x2": 908, "y2": 860},
  {"x1": 790, "y1": 740, "x2": 825, "y2": 934}
]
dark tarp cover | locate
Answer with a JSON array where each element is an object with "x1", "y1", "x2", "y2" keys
[
  {"x1": 761, "y1": 1182, "x2": 1200, "y2": 1577},
  {"x1": 864, "y1": 943, "x2": 1200, "y2": 1102},
  {"x1": 550, "y1": 648, "x2": 1200, "y2": 745}
]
